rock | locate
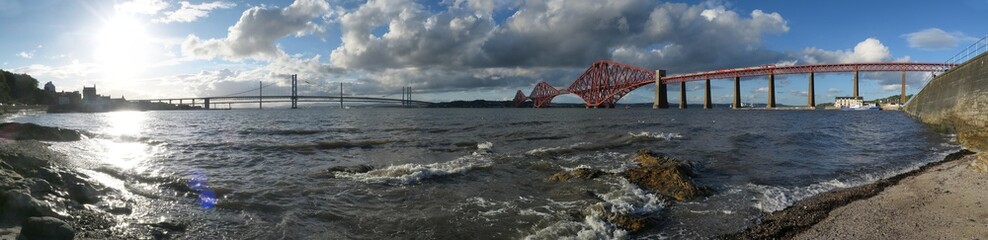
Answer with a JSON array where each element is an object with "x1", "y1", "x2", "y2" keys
[
  {"x1": 589, "y1": 204, "x2": 647, "y2": 232},
  {"x1": 969, "y1": 152, "x2": 988, "y2": 173},
  {"x1": 547, "y1": 167, "x2": 607, "y2": 182},
  {"x1": 24, "y1": 179, "x2": 53, "y2": 197},
  {"x1": 0, "y1": 227, "x2": 21, "y2": 240},
  {"x1": 1, "y1": 190, "x2": 53, "y2": 225},
  {"x1": 19, "y1": 217, "x2": 74, "y2": 240},
  {"x1": 621, "y1": 150, "x2": 702, "y2": 201},
  {"x1": 151, "y1": 220, "x2": 187, "y2": 232},
  {"x1": 0, "y1": 122, "x2": 82, "y2": 142},
  {"x1": 61, "y1": 173, "x2": 101, "y2": 204}
]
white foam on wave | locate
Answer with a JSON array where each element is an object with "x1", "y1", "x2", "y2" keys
[
  {"x1": 477, "y1": 141, "x2": 494, "y2": 150},
  {"x1": 339, "y1": 143, "x2": 495, "y2": 185},
  {"x1": 525, "y1": 179, "x2": 666, "y2": 240},
  {"x1": 525, "y1": 142, "x2": 590, "y2": 156},
  {"x1": 749, "y1": 150, "x2": 957, "y2": 212},
  {"x1": 628, "y1": 131, "x2": 682, "y2": 141}
]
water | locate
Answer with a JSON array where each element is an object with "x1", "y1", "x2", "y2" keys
[{"x1": 9, "y1": 108, "x2": 958, "y2": 239}]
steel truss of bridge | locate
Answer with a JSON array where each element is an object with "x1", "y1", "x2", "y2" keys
[{"x1": 513, "y1": 61, "x2": 958, "y2": 109}]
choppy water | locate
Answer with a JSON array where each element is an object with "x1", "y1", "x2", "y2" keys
[{"x1": 9, "y1": 108, "x2": 958, "y2": 239}]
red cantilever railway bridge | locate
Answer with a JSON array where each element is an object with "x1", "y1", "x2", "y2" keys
[{"x1": 513, "y1": 60, "x2": 957, "y2": 108}]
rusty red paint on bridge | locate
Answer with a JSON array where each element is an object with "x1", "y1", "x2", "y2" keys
[{"x1": 513, "y1": 61, "x2": 957, "y2": 108}]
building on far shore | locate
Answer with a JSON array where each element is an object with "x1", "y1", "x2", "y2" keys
[
  {"x1": 43, "y1": 81, "x2": 82, "y2": 105},
  {"x1": 833, "y1": 96, "x2": 864, "y2": 108}
]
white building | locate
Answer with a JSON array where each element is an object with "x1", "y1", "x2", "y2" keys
[{"x1": 834, "y1": 96, "x2": 863, "y2": 109}]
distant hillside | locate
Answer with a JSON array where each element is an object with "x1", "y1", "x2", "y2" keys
[
  {"x1": 0, "y1": 69, "x2": 49, "y2": 105},
  {"x1": 872, "y1": 94, "x2": 912, "y2": 104}
]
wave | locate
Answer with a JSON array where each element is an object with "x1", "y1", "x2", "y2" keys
[
  {"x1": 251, "y1": 139, "x2": 396, "y2": 151},
  {"x1": 525, "y1": 179, "x2": 667, "y2": 240},
  {"x1": 236, "y1": 127, "x2": 363, "y2": 136},
  {"x1": 627, "y1": 131, "x2": 682, "y2": 141},
  {"x1": 747, "y1": 150, "x2": 956, "y2": 212},
  {"x1": 337, "y1": 142, "x2": 495, "y2": 185}
]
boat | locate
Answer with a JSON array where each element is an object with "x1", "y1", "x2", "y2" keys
[{"x1": 840, "y1": 104, "x2": 881, "y2": 111}]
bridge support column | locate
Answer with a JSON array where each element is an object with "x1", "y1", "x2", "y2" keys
[
  {"x1": 853, "y1": 70, "x2": 859, "y2": 99},
  {"x1": 204, "y1": 98, "x2": 210, "y2": 110},
  {"x1": 808, "y1": 72, "x2": 815, "y2": 108},
  {"x1": 901, "y1": 71, "x2": 907, "y2": 104},
  {"x1": 733, "y1": 76, "x2": 741, "y2": 109},
  {"x1": 656, "y1": 83, "x2": 669, "y2": 109},
  {"x1": 192, "y1": 99, "x2": 195, "y2": 107},
  {"x1": 653, "y1": 70, "x2": 668, "y2": 109},
  {"x1": 703, "y1": 79, "x2": 711, "y2": 109},
  {"x1": 179, "y1": 99, "x2": 183, "y2": 105},
  {"x1": 767, "y1": 73, "x2": 776, "y2": 108},
  {"x1": 679, "y1": 81, "x2": 687, "y2": 109},
  {"x1": 291, "y1": 74, "x2": 298, "y2": 109},
  {"x1": 653, "y1": 73, "x2": 660, "y2": 109}
]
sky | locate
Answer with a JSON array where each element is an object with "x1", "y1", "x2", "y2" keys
[{"x1": 1, "y1": 0, "x2": 987, "y2": 105}]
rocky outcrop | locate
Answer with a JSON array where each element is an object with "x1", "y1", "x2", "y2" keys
[
  {"x1": 589, "y1": 204, "x2": 647, "y2": 232},
  {"x1": 0, "y1": 122, "x2": 82, "y2": 142},
  {"x1": 547, "y1": 167, "x2": 607, "y2": 182},
  {"x1": 0, "y1": 141, "x2": 124, "y2": 239},
  {"x1": 544, "y1": 149, "x2": 705, "y2": 234},
  {"x1": 19, "y1": 217, "x2": 75, "y2": 240},
  {"x1": 621, "y1": 150, "x2": 703, "y2": 201}
]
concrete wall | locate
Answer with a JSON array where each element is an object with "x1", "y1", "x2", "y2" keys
[{"x1": 905, "y1": 52, "x2": 988, "y2": 152}]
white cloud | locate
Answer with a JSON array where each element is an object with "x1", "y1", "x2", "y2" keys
[
  {"x1": 16, "y1": 45, "x2": 41, "y2": 59},
  {"x1": 182, "y1": 0, "x2": 331, "y2": 61},
  {"x1": 799, "y1": 38, "x2": 894, "y2": 64},
  {"x1": 115, "y1": 0, "x2": 170, "y2": 15},
  {"x1": 880, "y1": 84, "x2": 901, "y2": 91},
  {"x1": 13, "y1": 60, "x2": 96, "y2": 80},
  {"x1": 179, "y1": 0, "x2": 794, "y2": 97},
  {"x1": 902, "y1": 28, "x2": 978, "y2": 51},
  {"x1": 155, "y1": 1, "x2": 236, "y2": 23},
  {"x1": 827, "y1": 88, "x2": 841, "y2": 94}
]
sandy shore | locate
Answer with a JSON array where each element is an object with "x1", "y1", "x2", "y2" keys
[
  {"x1": 725, "y1": 150, "x2": 986, "y2": 239},
  {"x1": 795, "y1": 152, "x2": 988, "y2": 239}
]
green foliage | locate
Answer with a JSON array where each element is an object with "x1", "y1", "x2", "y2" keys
[
  {"x1": 871, "y1": 94, "x2": 913, "y2": 103},
  {"x1": 0, "y1": 69, "x2": 49, "y2": 105}
]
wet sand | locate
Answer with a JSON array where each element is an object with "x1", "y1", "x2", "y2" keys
[
  {"x1": 795, "y1": 152, "x2": 988, "y2": 239},
  {"x1": 726, "y1": 150, "x2": 987, "y2": 239}
]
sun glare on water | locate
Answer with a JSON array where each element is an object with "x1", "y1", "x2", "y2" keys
[{"x1": 94, "y1": 15, "x2": 152, "y2": 79}]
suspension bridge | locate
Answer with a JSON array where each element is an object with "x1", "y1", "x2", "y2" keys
[{"x1": 131, "y1": 75, "x2": 431, "y2": 109}]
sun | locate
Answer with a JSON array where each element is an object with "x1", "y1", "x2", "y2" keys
[{"x1": 94, "y1": 15, "x2": 152, "y2": 79}]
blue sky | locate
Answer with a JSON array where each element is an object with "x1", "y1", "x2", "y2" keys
[{"x1": 1, "y1": 0, "x2": 986, "y2": 105}]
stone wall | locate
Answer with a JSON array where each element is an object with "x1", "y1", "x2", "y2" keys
[{"x1": 905, "y1": 52, "x2": 988, "y2": 152}]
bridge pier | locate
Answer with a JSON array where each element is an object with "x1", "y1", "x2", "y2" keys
[
  {"x1": 853, "y1": 70, "x2": 859, "y2": 99},
  {"x1": 653, "y1": 70, "x2": 668, "y2": 109},
  {"x1": 808, "y1": 72, "x2": 815, "y2": 108},
  {"x1": 204, "y1": 98, "x2": 210, "y2": 110},
  {"x1": 703, "y1": 79, "x2": 711, "y2": 109},
  {"x1": 901, "y1": 71, "x2": 907, "y2": 104},
  {"x1": 767, "y1": 73, "x2": 776, "y2": 108},
  {"x1": 679, "y1": 81, "x2": 687, "y2": 109},
  {"x1": 733, "y1": 76, "x2": 741, "y2": 109}
]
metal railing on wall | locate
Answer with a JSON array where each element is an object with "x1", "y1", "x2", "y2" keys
[{"x1": 945, "y1": 34, "x2": 988, "y2": 66}]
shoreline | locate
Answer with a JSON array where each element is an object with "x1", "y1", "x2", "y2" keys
[{"x1": 723, "y1": 149, "x2": 979, "y2": 239}]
